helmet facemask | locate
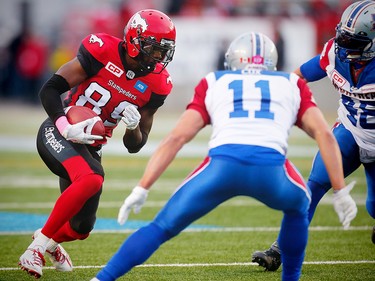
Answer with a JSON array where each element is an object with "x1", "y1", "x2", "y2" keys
[
  {"x1": 335, "y1": 25, "x2": 374, "y2": 63},
  {"x1": 133, "y1": 36, "x2": 175, "y2": 73}
]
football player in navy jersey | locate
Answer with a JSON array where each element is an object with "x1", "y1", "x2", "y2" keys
[
  {"x1": 90, "y1": 32, "x2": 356, "y2": 281},
  {"x1": 18, "y1": 9, "x2": 176, "y2": 279},
  {"x1": 252, "y1": 0, "x2": 375, "y2": 272}
]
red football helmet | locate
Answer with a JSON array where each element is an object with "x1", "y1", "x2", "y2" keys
[{"x1": 124, "y1": 9, "x2": 176, "y2": 73}]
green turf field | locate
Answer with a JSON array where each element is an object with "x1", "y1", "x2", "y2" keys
[
  {"x1": 0, "y1": 150, "x2": 373, "y2": 281},
  {"x1": 0, "y1": 105, "x2": 373, "y2": 280}
]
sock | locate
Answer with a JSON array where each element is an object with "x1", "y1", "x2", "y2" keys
[
  {"x1": 30, "y1": 232, "x2": 50, "y2": 254},
  {"x1": 279, "y1": 213, "x2": 309, "y2": 281},
  {"x1": 51, "y1": 221, "x2": 89, "y2": 243},
  {"x1": 46, "y1": 239, "x2": 59, "y2": 253},
  {"x1": 96, "y1": 223, "x2": 169, "y2": 281}
]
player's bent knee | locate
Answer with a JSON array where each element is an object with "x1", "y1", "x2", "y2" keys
[
  {"x1": 76, "y1": 232, "x2": 90, "y2": 240},
  {"x1": 84, "y1": 173, "x2": 104, "y2": 194},
  {"x1": 70, "y1": 225, "x2": 90, "y2": 240},
  {"x1": 366, "y1": 199, "x2": 375, "y2": 219},
  {"x1": 70, "y1": 218, "x2": 96, "y2": 238}
]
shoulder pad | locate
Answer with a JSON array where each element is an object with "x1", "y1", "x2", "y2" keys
[{"x1": 81, "y1": 33, "x2": 121, "y2": 62}]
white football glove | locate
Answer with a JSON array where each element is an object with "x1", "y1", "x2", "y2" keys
[
  {"x1": 332, "y1": 181, "x2": 357, "y2": 230},
  {"x1": 121, "y1": 105, "x2": 141, "y2": 130},
  {"x1": 62, "y1": 117, "x2": 103, "y2": 145},
  {"x1": 117, "y1": 186, "x2": 149, "y2": 225}
]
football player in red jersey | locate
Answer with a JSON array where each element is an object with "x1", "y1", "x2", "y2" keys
[{"x1": 18, "y1": 9, "x2": 176, "y2": 279}]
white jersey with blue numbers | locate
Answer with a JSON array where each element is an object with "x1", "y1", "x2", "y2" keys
[
  {"x1": 188, "y1": 68, "x2": 316, "y2": 156},
  {"x1": 320, "y1": 39, "x2": 375, "y2": 151}
]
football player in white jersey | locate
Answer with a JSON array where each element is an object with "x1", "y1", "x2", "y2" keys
[
  {"x1": 252, "y1": 0, "x2": 375, "y2": 272},
  {"x1": 91, "y1": 32, "x2": 356, "y2": 281}
]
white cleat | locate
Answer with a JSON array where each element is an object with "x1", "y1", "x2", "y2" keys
[
  {"x1": 46, "y1": 244, "x2": 73, "y2": 272},
  {"x1": 19, "y1": 248, "x2": 45, "y2": 279},
  {"x1": 33, "y1": 228, "x2": 73, "y2": 272}
]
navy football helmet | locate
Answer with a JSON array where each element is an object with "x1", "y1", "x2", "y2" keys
[{"x1": 335, "y1": 1, "x2": 375, "y2": 63}]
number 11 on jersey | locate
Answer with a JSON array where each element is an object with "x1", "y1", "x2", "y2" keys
[{"x1": 229, "y1": 79, "x2": 275, "y2": 120}]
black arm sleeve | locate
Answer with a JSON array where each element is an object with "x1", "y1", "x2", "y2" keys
[
  {"x1": 123, "y1": 131, "x2": 148, "y2": 153},
  {"x1": 39, "y1": 74, "x2": 71, "y2": 123},
  {"x1": 144, "y1": 92, "x2": 167, "y2": 109}
]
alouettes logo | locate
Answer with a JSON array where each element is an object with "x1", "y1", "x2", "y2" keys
[
  {"x1": 89, "y1": 34, "x2": 104, "y2": 47},
  {"x1": 252, "y1": 55, "x2": 264, "y2": 64},
  {"x1": 332, "y1": 70, "x2": 346, "y2": 88},
  {"x1": 105, "y1": 62, "x2": 124, "y2": 78},
  {"x1": 130, "y1": 13, "x2": 148, "y2": 32}
]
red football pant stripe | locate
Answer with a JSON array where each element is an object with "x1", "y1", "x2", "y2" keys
[{"x1": 42, "y1": 156, "x2": 103, "y2": 239}]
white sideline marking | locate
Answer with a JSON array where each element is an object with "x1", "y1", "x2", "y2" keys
[{"x1": 2, "y1": 260, "x2": 375, "y2": 271}]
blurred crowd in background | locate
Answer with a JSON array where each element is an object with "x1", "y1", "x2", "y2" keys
[{"x1": 0, "y1": 0, "x2": 352, "y2": 104}]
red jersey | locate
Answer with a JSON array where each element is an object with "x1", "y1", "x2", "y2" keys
[{"x1": 65, "y1": 33, "x2": 173, "y2": 142}]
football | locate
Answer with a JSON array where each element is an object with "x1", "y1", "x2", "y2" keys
[{"x1": 64, "y1": 106, "x2": 106, "y2": 137}]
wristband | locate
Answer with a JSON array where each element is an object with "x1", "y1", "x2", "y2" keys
[{"x1": 55, "y1": 116, "x2": 69, "y2": 134}]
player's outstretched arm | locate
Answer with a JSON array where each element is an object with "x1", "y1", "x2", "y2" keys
[{"x1": 117, "y1": 109, "x2": 205, "y2": 225}]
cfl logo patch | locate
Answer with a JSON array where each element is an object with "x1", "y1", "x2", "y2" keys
[{"x1": 105, "y1": 62, "x2": 124, "y2": 78}]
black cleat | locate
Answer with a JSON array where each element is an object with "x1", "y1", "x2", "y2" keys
[
  {"x1": 372, "y1": 226, "x2": 375, "y2": 244},
  {"x1": 252, "y1": 241, "x2": 281, "y2": 271}
]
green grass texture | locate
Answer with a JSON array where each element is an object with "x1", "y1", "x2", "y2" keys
[{"x1": 0, "y1": 150, "x2": 373, "y2": 281}]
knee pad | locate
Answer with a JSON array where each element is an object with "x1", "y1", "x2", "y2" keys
[
  {"x1": 84, "y1": 173, "x2": 104, "y2": 195},
  {"x1": 70, "y1": 216, "x2": 96, "y2": 237}
]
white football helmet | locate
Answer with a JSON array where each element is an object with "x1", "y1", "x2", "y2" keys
[
  {"x1": 224, "y1": 32, "x2": 278, "y2": 71},
  {"x1": 335, "y1": 0, "x2": 375, "y2": 62}
]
